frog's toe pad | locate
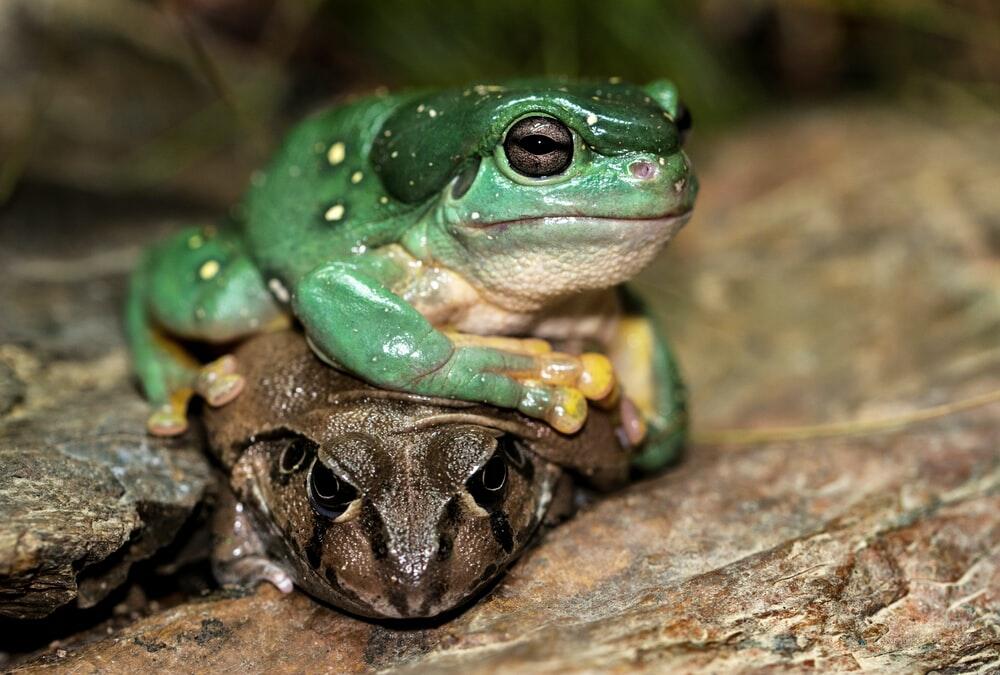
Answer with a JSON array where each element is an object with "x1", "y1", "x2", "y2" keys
[
  {"x1": 578, "y1": 352, "x2": 616, "y2": 400},
  {"x1": 518, "y1": 382, "x2": 587, "y2": 435},
  {"x1": 548, "y1": 386, "x2": 587, "y2": 434},
  {"x1": 147, "y1": 405, "x2": 188, "y2": 437},
  {"x1": 265, "y1": 569, "x2": 294, "y2": 594},
  {"x1": 619, "y1": 395, "x2": 648, "y2": 446},
  {"x1": 197, "y1": 356, "x2": 245, "y2": 407},
  {"x1": 201, "y1": 373, "x2": 245, "y2": 407}
]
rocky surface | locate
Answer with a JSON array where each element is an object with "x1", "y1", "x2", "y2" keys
[
  {"x1": 5, "y1": 106, "x2": 1000, "y2": 672},
  {"x1": 0, "y1": 191, "x2": 213, "y2": 620}
]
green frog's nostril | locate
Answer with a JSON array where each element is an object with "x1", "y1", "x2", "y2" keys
[{"x1": 630, "y1": 160, "x2": 658, "y2": 181}]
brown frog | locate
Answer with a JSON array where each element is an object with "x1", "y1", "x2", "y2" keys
[{"x1": 203, "y1": 330, "x2": 636, "y2": 619}]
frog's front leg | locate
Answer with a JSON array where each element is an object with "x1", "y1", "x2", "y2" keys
[{"x1": 294, "y1": 261, "x2": 614, "y2": 433}]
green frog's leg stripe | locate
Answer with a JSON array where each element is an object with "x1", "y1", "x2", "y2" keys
[{"x1": 619, "y1": 286, "x2": 688, "y2": 472}]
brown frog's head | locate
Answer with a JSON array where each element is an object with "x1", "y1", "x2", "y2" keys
[{"x1": 204, "y1": 331, "x2": 633, "y2": 619}]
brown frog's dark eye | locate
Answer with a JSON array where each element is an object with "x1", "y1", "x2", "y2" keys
[
  {"x1": 466, "y1": 451, "x2": 508, "y2": 510},
  {"x1": 279, "y1": 437, "x2": 314, "y2": 474},
  {"x1": 675, "y1": 102, "x2": 692, "y2": 145},
  {"x1": 503, "y1": 116, "x2": 573, "y2": 178},
  {"x1": 308, "y1": 459, "x2": 358, "y2": 519}
]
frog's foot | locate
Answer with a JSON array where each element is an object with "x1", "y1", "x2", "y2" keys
[
  {"x1": 445, "y1": 334, "x2": 617, "y2": 435},
  {"x1": 219, "y1": 556, "x2": 295, "y2": 594},
  {"x1": 195, "y1": 354, "x2": 245, "y2": 407},
  {"x1": 147, "y1": 388, "x2": 194, "y2": 437}
]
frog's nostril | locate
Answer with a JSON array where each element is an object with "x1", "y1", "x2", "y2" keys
[{"x1": 630, "y1": 160, "x2": 658, "y2": 181}]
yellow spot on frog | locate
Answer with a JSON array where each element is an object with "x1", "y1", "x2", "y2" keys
[
  {"x1": 198, "y1": 259, "x2": 220, "y2": 280},
  {"x1": 379, "y1": 196, "x2": 389, "y2": 204},
  {"x1": 324, "y1": 203, "x2": 345, "y2": 221},
  {"x1": 428, "y1": 109, "x2": 438, "y2": 118},
  {"x1": 351, "y1": 171, "x2": 364, "y2": 184},
  {"x1": 187, "y1": 234, "x2": 203, "y2": 249},
  {"x1": 658, "y1": 157, "x2": 666, "y2": 166},
  {"x1": 586, "y1": 113, "x2": 598, "y2": 126},
  {"x1": 609, "y1": 76, "x2": 622, "y2": 84},
  {"x1": 327, "y1": 142, "x2": 346, "y2": 166}
]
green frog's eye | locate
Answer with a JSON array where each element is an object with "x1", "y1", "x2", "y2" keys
[
  {"x1": 308, "y1": 458, "x2": 359, "y2": 519},
  {"x1": 503, "y1": 116, "x2": 573, "y2": 178},
  {"x1": 676, "y1": 102, "x2": 692, "y2": 145},
  {"x1": 466, "y1": 450, "x2": 508, "y2": 510}
]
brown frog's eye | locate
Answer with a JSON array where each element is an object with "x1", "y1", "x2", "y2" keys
[
  {"x1": 308, "y1": 459, "x2": 359, "y2": 519},
  {"x1": 278, "y1": 437, "x2": 314, "y2": 474},
  {"x1": 503, "y1": 116, "x2": 573, "y2": 178},
  {"x1": 466, "y1": 451, "x2": 508, "y2": 510}
]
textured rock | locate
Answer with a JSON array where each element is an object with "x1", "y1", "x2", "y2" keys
[
  {"x1": 0, "y1": 188, "x2": 213, "y2": 620},
  {"x1": 9, "y1": 106, "x2": 1000, "y2": 672}
]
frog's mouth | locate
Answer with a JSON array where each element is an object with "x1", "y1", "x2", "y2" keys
[{"x1": 470, "y1": 207, "x2": 693, "y2": 232}]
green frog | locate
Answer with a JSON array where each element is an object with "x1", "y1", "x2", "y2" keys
[{"x1": 126, "y1": 78, "x2": 696, "y2": 471}]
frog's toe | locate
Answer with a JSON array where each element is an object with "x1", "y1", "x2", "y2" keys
[
  {"x1": 578, "y1": 352, "x2": 616, "y2": 400},
  {"x1": 262, "y1": 566, "x2": 294, "y2": 594},
  {"x1": 619, "y1": 395, "x2": 648, "y2": 446},
  {"x1": 147, "y1": 403, "x2": 188, "y2": 437},
  {"x1": 518, "y1": 382, "x2": 588, "y2": 435},
  {"x1": 200, "y1": 373, "x2": 245, "y2": 407},
  {"x1": 196, "y1": 355, "x2": 245, "y2": 407},
  {"x1": 536, "y1": 351, "x2": 616, "y2": 401}
]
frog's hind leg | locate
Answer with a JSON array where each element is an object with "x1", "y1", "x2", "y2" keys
[
  {"x1": 610, "y1": 287, "x2": 688, "y2": 473},
  {"x1": 126, "y1": 227, "x2": 284, "y2": 436}
]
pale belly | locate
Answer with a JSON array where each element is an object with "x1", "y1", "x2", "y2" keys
[{"x1": 380, "y1": 244, "x2": 622, "y2": 346}]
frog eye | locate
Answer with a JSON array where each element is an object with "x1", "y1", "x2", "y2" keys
[
  {"x1": 466, "y1": 450, "x2": 508, "y2": 510},
  {"x1": 307, "y1": 459, "x2": 359, "y2": 519},
  {"x1": 675, "y1": 102, "x2": 692, "y2": 145},
  {"x1": 278, "y1": 437, "x2": 314, "y2": 474},
  {"x1": 503, "y1": 116, "x2": 573, "y2": 178}
]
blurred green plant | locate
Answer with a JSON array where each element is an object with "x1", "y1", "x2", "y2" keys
[{"x1": 0, "y1": 0, "x2": 996, "y2": 205}]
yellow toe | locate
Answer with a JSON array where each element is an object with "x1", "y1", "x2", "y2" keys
[
  {"x1": 578, "y1": 353, "x2": 615, "y2": 400},
  {"x1": 147, "y1": 404, "x2": 188, "y2": 437},
  {"x1": 548, "y1": 387, "x2": 587, "y2": 435}
]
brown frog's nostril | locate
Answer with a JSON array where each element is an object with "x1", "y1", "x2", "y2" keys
[{"x1": 630, "y1": 160, "x2": 658, "y2": 181}]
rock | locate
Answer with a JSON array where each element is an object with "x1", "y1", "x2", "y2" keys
[
  {"x1": 0, "y1": 187, "x2": 213, "y2": 620},
  {"x1": 10, "y1": 106, "x2": 1000, "y2": 671}
]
